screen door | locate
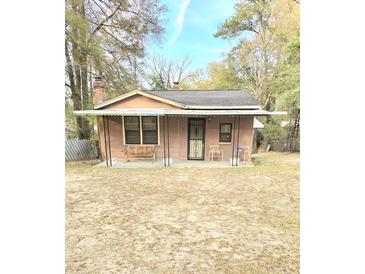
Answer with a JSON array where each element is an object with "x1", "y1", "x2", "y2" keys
[{"x1": 188, "y1": 118, "x2": 205, "y2": 160}]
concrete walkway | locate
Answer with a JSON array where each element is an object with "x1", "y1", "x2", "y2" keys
[{"x1": 95, "y1": 159, "x2": 255, "y2": 168}]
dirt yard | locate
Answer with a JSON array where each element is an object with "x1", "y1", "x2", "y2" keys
[{"x1": 66, "y1": 152, "x2": 299, "y2": 273}]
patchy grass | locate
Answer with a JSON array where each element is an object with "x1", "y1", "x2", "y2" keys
[
  {"x1": 66, "y1": 152, "x2": 299, "y2": 273},
  {"x1": 251, "y1": 156, "x2": 264, "y2": 166}
]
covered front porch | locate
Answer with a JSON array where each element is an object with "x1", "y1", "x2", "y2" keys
[{"x1": 75, "y1": 108, "x2": 283, "y2": 167}]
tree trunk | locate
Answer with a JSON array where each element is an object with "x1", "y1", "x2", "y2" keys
[
  {"x1": 68, "y1": 0, "x2": 92, "y2": 139},
  {"x1": 292, "y1": 109, "x2": 300, "y2": 151},
  {"x1": 289, "y1": 109, "x2": 300, "y2": 152},
  {"x1": 286, "y1": 116, "x2": 293, "y2": 150}
]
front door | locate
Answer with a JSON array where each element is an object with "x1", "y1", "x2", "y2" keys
[{"x1": 188, "y1": 118, "x2": 205, "y2": 160}]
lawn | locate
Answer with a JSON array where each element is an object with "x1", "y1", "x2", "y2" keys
[{"x1": 66, "y1": 152, "x2": 299, "y2": 273}]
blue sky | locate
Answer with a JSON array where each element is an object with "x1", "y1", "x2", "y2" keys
[{"x1": 148, "y1": 0, "x2": 237, "y2": 70}]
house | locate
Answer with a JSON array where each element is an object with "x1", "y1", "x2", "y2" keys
[{"x1": 75, "y1": 78, "x2": 285, "y2": 166}]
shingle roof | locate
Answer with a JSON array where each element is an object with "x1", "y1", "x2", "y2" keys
[{"x1": 142, "y1": 89, "x2": 260, "y2": 109}]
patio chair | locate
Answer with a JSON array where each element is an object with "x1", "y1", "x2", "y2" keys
[
  {"x1": 208, "y1": 144, "x2": 224, "y2": 161},
  {"x1": 241, "y1": 146, "x2": 252, "y2": 162}
]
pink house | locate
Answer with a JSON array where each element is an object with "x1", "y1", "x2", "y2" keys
[{"x1": 75, "y1": 79, "x2": 284, "y2": 166}]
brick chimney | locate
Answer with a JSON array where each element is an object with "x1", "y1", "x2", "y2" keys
[
  {"x1": 171, "y1": 81, "x2": 180, "y2": 90},
  {"x1": 93, "y1": 76, "x2": 106, "y2": 104}
]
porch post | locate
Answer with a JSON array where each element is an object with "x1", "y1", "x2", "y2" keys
[
  {"x1": 167, "y1": 115, "x2": 170, "y2": 166},
  {"x1": 231, "y1": 116, "x2": 236, "y2": 166},
  {"x1": 163, "y1": 116, "x2": 166, "y2": 166},
  {"x1": 106, "y1": 116, "x2": 112, "y2": 166},
  {"x1": 236, "y1": 115, "x2": 241, "y2": 166},
  {"x1": 102, "y1": 115, "x2": 109, "y2": 167}
]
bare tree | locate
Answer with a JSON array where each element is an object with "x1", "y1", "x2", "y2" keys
[{"x1": 146, "y1": 54, "x2": 194, "y2": 90}]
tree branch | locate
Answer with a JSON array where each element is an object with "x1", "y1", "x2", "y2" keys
[{"x1": 92, "y1": 4, "x2": 120, "y2": 35}]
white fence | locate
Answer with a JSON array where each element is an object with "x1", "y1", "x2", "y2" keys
[{"x1": 65, "y1": 139, "x2": 98, "y2": 161}]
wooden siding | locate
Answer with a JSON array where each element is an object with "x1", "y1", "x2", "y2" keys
[{"x1": 102, "y1": 94, "x2": 179, "y2": 109}]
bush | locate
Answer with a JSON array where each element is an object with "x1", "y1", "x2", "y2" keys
[
  {"x1": 260, "y1": 117, "x2": 300, "y2": 152},
  {"x1": 256, "y1": 130, "x2": 264, "y2": 149}
]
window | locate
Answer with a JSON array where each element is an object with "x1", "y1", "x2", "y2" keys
[
  {"x1": 219, "y1": 123, "x2": 232, "y2": 142},
  {"x1": 142, "y1": 117, "x2": 158, "y2": 144},
  {"x1": 124, "y1": 116, "x2": 141, "y2": 144},
  {"x1": 123, "y1": 116, "x2": 159, "y2": 145}
]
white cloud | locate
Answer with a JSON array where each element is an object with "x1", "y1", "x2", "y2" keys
[{"x1": 169, "y1": 0, "x2": 191, "y2": 46}]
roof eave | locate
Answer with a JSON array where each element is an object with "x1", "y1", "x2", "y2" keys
[
  {"x1": 74, "y1": 109, "x2": 287, "y2": 116},
  {"x1": 185, "y1": 105, "x2": 261, "y2": 110}
]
